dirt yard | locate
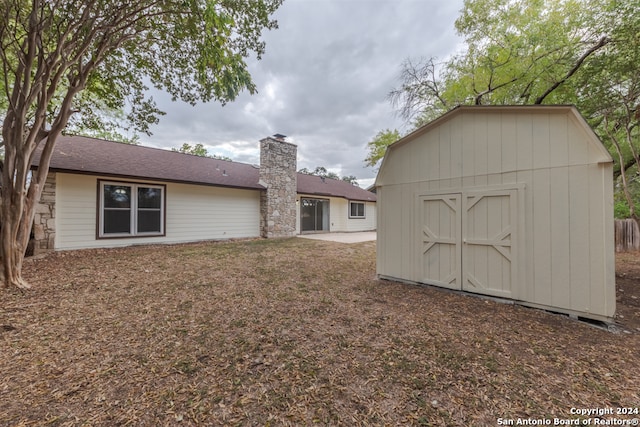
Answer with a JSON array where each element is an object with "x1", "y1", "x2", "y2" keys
[{"x1": 1, "y1": 238, "x2": 639, "y2": 426}]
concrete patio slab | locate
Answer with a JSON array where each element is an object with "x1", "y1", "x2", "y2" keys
[{"x1": 297, "y1": 231, "x2": 376, "y2": 243}]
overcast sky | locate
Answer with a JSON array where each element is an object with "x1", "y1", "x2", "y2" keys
[{"x1": 141, "y1": 0, "x2": 465, "y2": 188}]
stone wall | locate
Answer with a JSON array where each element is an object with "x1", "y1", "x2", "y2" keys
[
  {"x1": 33, "y1": 172, "x2": 56, "y2": 255},
  {"x1": 259, "y1": 136, "x2": 297, "y2": 238}
]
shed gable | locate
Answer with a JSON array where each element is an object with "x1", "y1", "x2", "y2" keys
[{"x1": 376, "y1": 106, "x2": 612, "y2": 187}]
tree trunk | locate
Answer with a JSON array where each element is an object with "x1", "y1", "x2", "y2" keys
[
  {"x1": 0, "y1": 174, "x2": 40, "y2": 289},
  {"x1": 0, "y1": 124, "x2": 50, "y2": 289},
  {"x1": 605, "y1": 115, "x2": 637, "y2": 219},
  {"x1": 1, "y1": 224, "x2": 30, "y2": 289}
]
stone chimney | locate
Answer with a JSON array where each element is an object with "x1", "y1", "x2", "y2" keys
[{"x1": 259, "y1": 134, "x2": 297, "y2": 238}]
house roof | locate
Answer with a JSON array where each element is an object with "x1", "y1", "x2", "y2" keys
[
  {"x1": 32, "y1": 135, "x2": 376, "y2": 202},
  {"x1": 33, "y1": 135, "x2": 264, "y2": 189},
  {"x1": 297, "y1": 173, "x2": 376, "y2": 202}
]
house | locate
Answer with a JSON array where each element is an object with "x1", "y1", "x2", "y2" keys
[
  {"x1": 30, "y1": 134, "x2": 376, "y2": 253},
  {"x1": 375, "y1": 105, "x2": 615, "y2": 322}
]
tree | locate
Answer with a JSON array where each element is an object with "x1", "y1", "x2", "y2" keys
[
  {"x1": 377, "y1": 0, "x2": 640, "y2": 216},
  {"x1": 172, "y1": 143, "x2": 232, "y2": 160},
  {"x1": 389, "y1": 0, "x2": 614, "y2": 126},
  {"x1": 364, "y1": 129, "x2": 401, "y2": 168},
  {"x1": 573, "y1": 0, "x2": 640, "y2": 218},
  {"x1": 341, "y1": 175, "x2": 358, "y2": 185},
  {"x1": 173, "y1": 143, "x2": 210, "y2": 157},
  {"x1": 298, "y1": 166, "x2": 359, "y2": 186},
  {"x1": 0, "y1": 0, "x2": 282, "y2": 289}
]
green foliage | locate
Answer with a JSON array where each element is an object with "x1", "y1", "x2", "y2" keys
[
  {"x1": 173, "y1": 143, "x2": 210, "y2": 157},
  {"x1": 381, "y1": 0, "x2": 640, "y2": 213},
  {"x1": 0, "y1": 0, "x2": 283, "y2": 287},
  {"x1": 1, "y1": 0, "x2": 283, "y2": 141},
  {"x1": 171, "y1": 143, "x2": 232, "y2": 160},
  {"x1": 298, "y1": 166, "x2": 359, "y2": 186},
  {"x1": 341, "y1": 175, "x2": 358, "y2": 185},
  {"x1": 614, "y1": 200, "x2": 631, "y2": 219},
  {"x1": 364, "y1": 129, "x2": 401, "y2": 168}
]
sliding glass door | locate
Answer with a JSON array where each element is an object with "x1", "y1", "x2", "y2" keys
[{"x1": 301, "y1": 198, "x2": 330, "y2": 232}]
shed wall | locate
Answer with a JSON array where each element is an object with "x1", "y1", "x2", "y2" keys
[
  {"x1": 55, "y1": 173, "x2": 261, "y2": 250},
  {"x1": 377, "y1": 109, "x2": 615, "y2": 321}
]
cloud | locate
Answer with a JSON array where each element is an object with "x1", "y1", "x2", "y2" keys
[{"x1": 142, "y1": 0, "x2": 464, "y2": 187}]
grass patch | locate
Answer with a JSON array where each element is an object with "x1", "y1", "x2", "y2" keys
[{"x1": 0, "y1": 238, "x2": 637, "y2": 426}]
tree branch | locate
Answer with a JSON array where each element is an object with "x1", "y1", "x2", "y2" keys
[{"x1": 535, "y1": 36, "x2": 610, "y2": 104}]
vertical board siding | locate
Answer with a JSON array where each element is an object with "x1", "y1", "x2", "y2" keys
[
  {"x1": 501, "y1": 113, "x2": 518, "y2": 172},
  {"x1": 568, "y1": 115, "x2": 590, "y2": 165},
  {"x1": 532, "y1": 114, "x2": 551, "y2": 170},
  {"x1": 569, "y1": 165, "x2": 591, "y2": 312},
  {"x1": 378, "y1": 185, "x2": 404, "y2": 279},
  {"x1": 590, "y1": 163, "x2": 616, "y2": 316},
  {"x1": 475, "y1": 114, "x2": 489, "y2": 176},
  {"x1": 549, "y1": 166, "x2": 571, "y2": 309},
  {"x1": 427, "y1": 129, "x2": 440, "y2": 182},
  {"x1": 516, "y1": 114, "x2": 534, "y2": 171},
  {"x1": 450, "y1": 116, "x2": 464, "y2": 178},
  {"x1": 532, "y1": 168, "x2": 552, "y2": 306},
  {"x1": 377, "y1": 107, "x2": 615, "y2": 321},
  {"x1": 549, "y1": 113, "x2": 569, "y2": 168},
  {"x1": 487, "y1": 114, "x2": 502, "y2": 175},
  {"x1": 439, "y1": 122, "x2": 452, "y2": 180},
  {"x1": 403, "y1": 184, "x2": 417, "y2": 279},
  {"x1": 462, "y1": 113, "x2": 476, "y2": 179}
]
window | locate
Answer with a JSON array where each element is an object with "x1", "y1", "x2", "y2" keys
[
  {"x1": 349, "y1": 201, "x2": 365, "y2": 219},
  {"x1": 99, "y1": 181, "x2": 165, "y2": 237}
]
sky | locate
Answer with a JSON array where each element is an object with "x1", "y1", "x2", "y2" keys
[{"x1": 141, "y1": 0, "x2": 465, "y2": 189}]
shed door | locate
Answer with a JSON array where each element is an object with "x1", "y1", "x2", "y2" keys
[
  {"x1": 418, "y1": 194, "x2": 462, "y2": 290},
  {"x1": 462, "y1": 190, "x2": 517, "y2": 298},
  {"x1": 417, "y1": 189, "x2": 518, "y2": 299}
]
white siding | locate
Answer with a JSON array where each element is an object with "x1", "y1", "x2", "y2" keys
[
  {"x1": 376, "y1": 107, "x2": 615, "y2": 321},
  {"x1": 56, "y1": 173, "x2": 260, "y2": 250},
  {"x1": 295, "y1": 195, "x2": 376, "y2": 234},
  {"x1": 329, "y1": 198, "x2": 376, "y2": 232}
]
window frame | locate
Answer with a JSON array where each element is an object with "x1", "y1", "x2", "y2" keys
[
  {"x1": 97, "y1": 180, "x2": 166, "y2": 239},
  {"x1": 348, "y1": 201, "x2": 366, "y2": 219}
]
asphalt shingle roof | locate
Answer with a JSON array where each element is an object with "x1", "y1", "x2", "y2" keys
[
  {"x1": 33, "y1": 135, "x2": 376, "y2": 202},
  {"x1": 297, "y1": 173, "x2": 376, "y2": 202}
]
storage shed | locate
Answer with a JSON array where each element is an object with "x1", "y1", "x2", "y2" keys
[{"x1": 375, "y1": 105, "x2": 615, "y2": 322}]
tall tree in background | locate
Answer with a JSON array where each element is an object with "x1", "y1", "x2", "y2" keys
[
  {"x1": 298, "y1": 166, "x2": 359, "y2": 186},
  {"x1": 573, "y1": 0, "x2": 640, "y2": 217},
  {"x1": 364, "y1": 129, "x2": 401, "y2": 169},
  {"x1": 172, "y1": 143, "x2": 232, "y2": 160},
  {"x1": 370, "y1": 0, "x2": 638, "y2": 216},
  {"x1": 389, "y1": 0, "x2": 614, "y2": 125},
  {"x1": 0, "y1": 0, "x2": 282, "y2": 289}
]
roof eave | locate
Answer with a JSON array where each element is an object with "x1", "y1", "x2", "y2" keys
[{"x1": 42, "y1": 167, "x2": 266, "y2": 191}]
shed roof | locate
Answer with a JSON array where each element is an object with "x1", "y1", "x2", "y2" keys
[{"x1": 32, "y1": 135, "x2": 376, "y2": 202}]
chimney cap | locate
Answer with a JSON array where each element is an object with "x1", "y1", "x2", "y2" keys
[{"x1": 273, "y1": 133, "x2": 287, "y2": 140}]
